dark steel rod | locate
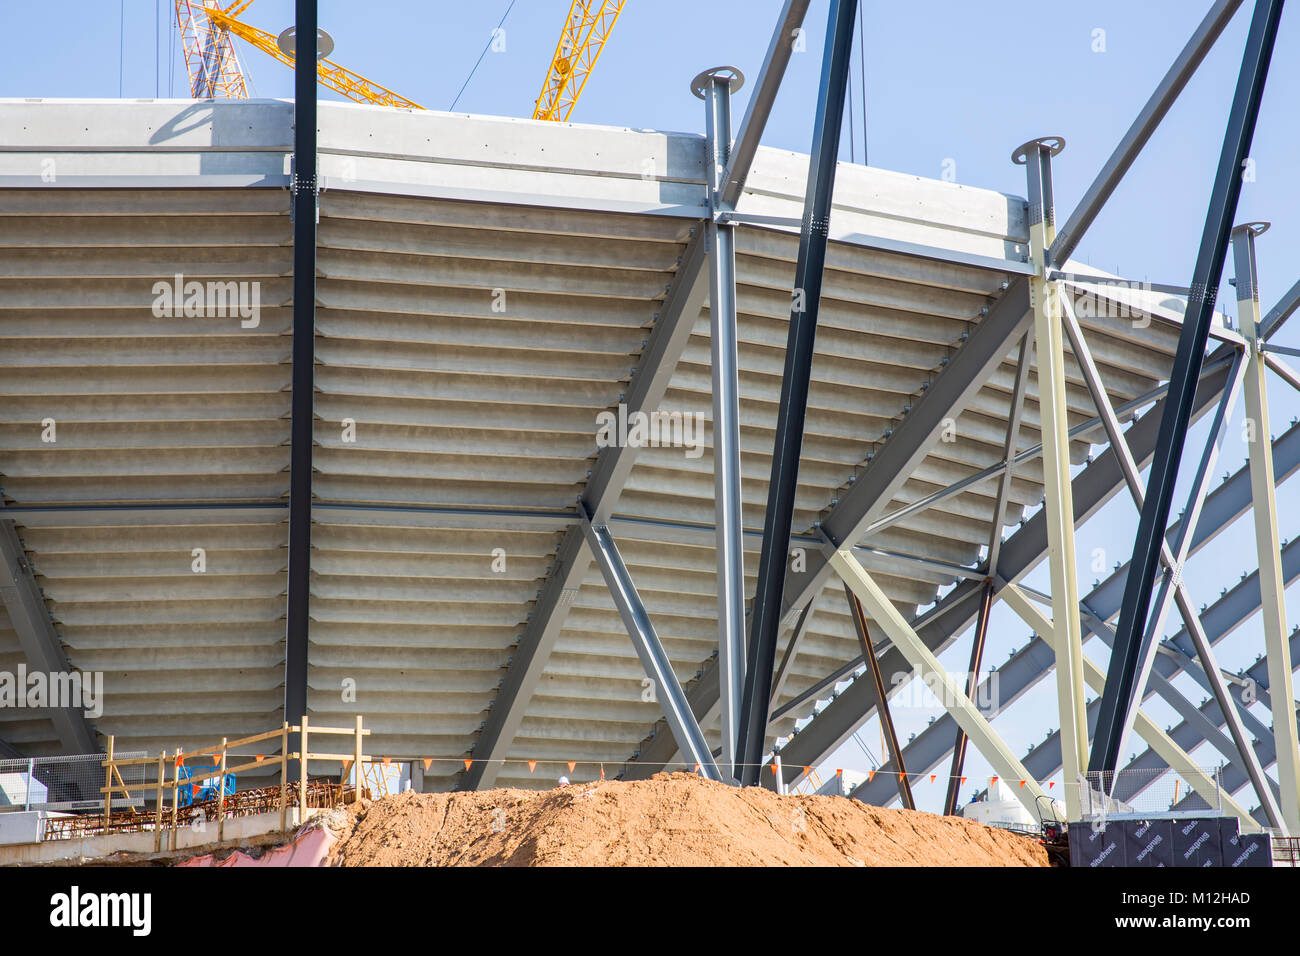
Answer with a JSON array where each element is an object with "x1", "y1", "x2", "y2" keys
[{"x1": 735, "y1": 0, "x2": 859, "y2": 786}]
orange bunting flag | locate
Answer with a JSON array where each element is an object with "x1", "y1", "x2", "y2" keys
[
  {"x1": 803, "y1": 765, "x2": 811, "y2": 776},
  {"x1": 990, "y1": 776, "x2": 999, "y2": 785},
  {"x1": 528, "y1": 760, "x2": 537, "y2": 773},
  {"x1": 255, "y1": 755, "x2": 265, "y2": 763},
  {"x1": 1049, "y1": 781, "x2": 1055, "y2": 790},
  {"x1": 836, "y1": 768, "x2": 843, "y2": 777},
  {"x1": 192, "y1": 784, "x2": 199, "y2": 796},
  {"x1": 961, "y1": 776, "x2": 967, "y2": 784},
  {"x1": 424, "y1": 758, "x2": 433, "y2": 771},
  {"x1": 1019, "y1": 780, "x2": 1026, "y2": 788},
  {"x1": 930, "y1": 774, "x2": 936, "y2": 784},
  {"x1": 567, "y1": 761, "x2": 576, "y2": 773},
  {"x1": 177, "y1": 755, "x2": 185, "y2": 767},
  {"x1": 463, "y1": 758, "x2": 472, "y2": 771},
  {"x1": 599, "y1": 765, "x2": 606, "y2": 780},
  {"x1": 382, "y1": 756, "x2": 391, "y2": 768},
  {"x1": 694, "y1": 763, "x2": 701, "y2": 774},
  {"x1": 868, "y1": 770, "x2": 875, "y2": 782}
]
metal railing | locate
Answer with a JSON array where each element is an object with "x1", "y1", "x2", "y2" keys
[
  {"x1": 0, "y1": 751, "x2": 147, "y2": 813},
  {"x1": 1080, "y1": 767, "x2": 1224, "y2": 820},
  {"x1": 1272, "y1": 835, "x2": 1300, "y2": 866}
]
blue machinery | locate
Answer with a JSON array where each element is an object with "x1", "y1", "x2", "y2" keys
[{"x1": 175, "y1": 765, "x2": 238, "y2": 808}]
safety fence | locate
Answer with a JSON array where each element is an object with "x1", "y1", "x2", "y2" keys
[
  {"x1": 36, "y1": 715, "x2": 374, "y2": 850},
  {"x1": 1, "y1": 750, "x2": 147, "y2": 812},
  {"x1": 1080, "y1": 767, "x2": 1224, "y2": 819}
]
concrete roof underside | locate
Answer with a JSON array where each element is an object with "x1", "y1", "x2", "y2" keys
[{"x1": 0, "y1": 99, "x2": 1194, "y2": 789}]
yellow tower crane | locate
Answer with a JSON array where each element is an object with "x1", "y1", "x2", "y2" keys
[
  {"x1": 174, "y1": 1, "x2": 623, "y2": 121},
  {"x1": 176, "y1": 1, "x2": 421, "y2": 108},
  {"x1": 532, "y1": 1, "x2": 627, "y2": 122}
]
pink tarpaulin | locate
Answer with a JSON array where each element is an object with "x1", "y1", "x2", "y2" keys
[{"x1": 177, "y1": 826, "x2": 334, "y2": 867}]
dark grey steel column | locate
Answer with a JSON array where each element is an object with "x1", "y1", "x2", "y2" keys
[
  {"x1": 699, "y1": 67, "x2": 747, "y2": 780},
  {"x1": 735, "y1": 0, "x2": 859, "y2": 786},
  {"x1": 285, "y1": 0, "x2": 318, "y2": 731},
  {"x1": 1090, "y1": 0, "x2": 1284, "y2": 782},
  {"x1": 845, "y1": 583, "x2": 913, "y2": 809},
  {"x1": 943, "y1": 579, "x2": 993, "y2": 815}
]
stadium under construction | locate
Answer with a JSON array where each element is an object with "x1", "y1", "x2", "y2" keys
[{"x1": 0, "y1": 0, "x2": 1297, "y2": 869}]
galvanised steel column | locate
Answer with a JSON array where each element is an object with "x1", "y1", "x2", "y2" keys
[
  {"x1": 1233, "y1": 221, "x2": 1300, "y2": 834},
  {"x1": 735, "y1": 0, "x2": 858, "y2": 787},
  {"x1": 578, "y1": 504, "x2": 724, "y2": 783},
  {"x1": 697, "y1": 66, "x2": 747, "y2": 781},
  {"x1": 1090, "y1": 0, "x2": 1284, "y2": 782},
  {"x1": 285, "y1": 0, "x2": 319, "y2": 733},
  {"x1": 1016, "y1": 136, "x2": 1088, "y2": 820}
]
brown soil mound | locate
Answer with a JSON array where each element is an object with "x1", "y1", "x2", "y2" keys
[{"x1": 326, "y1": 772, "x2": 1049, "y2": 867}]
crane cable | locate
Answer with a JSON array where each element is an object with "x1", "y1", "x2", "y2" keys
[{"x1": 448, "y1": 0, "x2": 519, "y2": 111}]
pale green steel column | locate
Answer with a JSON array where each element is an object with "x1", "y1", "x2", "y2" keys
[
  {"x1": 1233, "y1": 222, "x2": 1300, "y2": 834},
  {"x1": 829, "y1": 548, "x2": 1050, "y2": 820},
  {"x1": 1022, "y1": 139, "x2": 1089, "y2": 820}
]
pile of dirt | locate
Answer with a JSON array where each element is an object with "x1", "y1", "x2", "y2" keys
[{"x1": 326, "y1": 772, "x2": 1049, "y2": 867}]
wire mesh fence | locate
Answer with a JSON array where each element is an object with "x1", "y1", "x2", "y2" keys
[
  {"x1": 1080, "y1": 767, "x2": 1223, "y2": 820},
  {"x1": 0, "y1": 752, "x2": 147, "y2": 813}
]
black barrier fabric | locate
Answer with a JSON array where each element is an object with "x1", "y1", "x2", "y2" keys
[
  {"x1": 1225, "y1": 831, "x2": 1272, "y2": 868},
  {"x1": 1070, "y1": 821, "x2": 1124, "y2": 867},
  {"x1": 1071, "y1": 817, "x2": 1260, "y2": 867},
  {"x1": 1128, "y1": 819, "x2": 1174, "y2": 867},
  {"x1": 1172, "y1": 816, "x2": 1222, "y2": 866}
]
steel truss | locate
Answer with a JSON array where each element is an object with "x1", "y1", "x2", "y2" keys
[
  {"x1": 668, "y1": 0, "x2": 1300, "y2": 842},
  {"x1": 460, "y1": 0, "x2": 814, "y2": 789}
]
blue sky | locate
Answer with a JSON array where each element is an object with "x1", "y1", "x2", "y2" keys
[{"x1": 3, "y1": 1, "x2": 1298, "y2": 812}]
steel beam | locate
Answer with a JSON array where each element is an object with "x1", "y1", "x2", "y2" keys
[
  {"x1": 843, "y1": 582, "x2": 913, "y2": 809},
  {"x1": 1091, "y1": 0, "x2": 1283, "y2": 780},
  {"x1": 770, "y1": 591, "x2": 819, "y2": 711},
  {"x1": 1048, "y1": 0, "x2": 1247, "y2": 266},
  {"x1": 1234, "y1": 221, "x2": 1300, "y2": 832},
  {"x1": 1260, "y1": 276, "x2": 1300, "y2": 340},
  {"x1": 852, "y1": 494, "x2": 1300, "y2": 806},
  {"x1": 1000, "y1": 541, "x2": 1300, "y2": 815},
  {"x1": 1000, "y1": 583, "x2": 1256, "y2": 827},
  {"x1": 1168, "y1": 639, "x2": 1298, "y2": 818},
  {"x1": 1019, "y1": 136, "x2": 1089, "y2": 819},
  {"x1": 786, "y1": 277, "x2": 1033, "y2": 618},
  {"x1": 464, "y1": 0, "x2": 814, "y2": 790},
  {"x1": 829, "y1": 548, "x2": 1048, "y2": 817},
  {"x1": 736, "y1": 0, "x2": 859, "y2": 785},
  {"x1": 1061, "y1": 293, "x2": 1247, "y2": 756},
  {"x1": 861, "y1": 362, "x2": 1229, "y2": 540},
  {"x1": 719, "y1": 0, "x2": 812, "y2": 209},
  {"x1": 578, "y1": 506, "x2": 724, "y2": 782},
  {"x1": 987, "y1": 335, "x2": 1032, "y2": 578},
  {"x1": 460, "y1": 229, "x2": 709, "y2": 790},
  {"x1": 943, "y1": 579, "x2": 993, "y2": 814},
  {"x1": 284, "y1": 0, "x2": 319, "y2": 733},
  {"x1": 771, "y1": 347, "x2": 1236, "y2": 788},
  {"x1": 0, "y1": 520, "x2": 97, "y2": 754},
  {"x1": 1060, "y1": 290, "x2": 1279, "y2": 821},
  {"x1": 1081, "y1": 602, "x2": 1273, "y2": 798},
  {"x1": 702, "y1": 69, "x2": 747, "y2": 779}
]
